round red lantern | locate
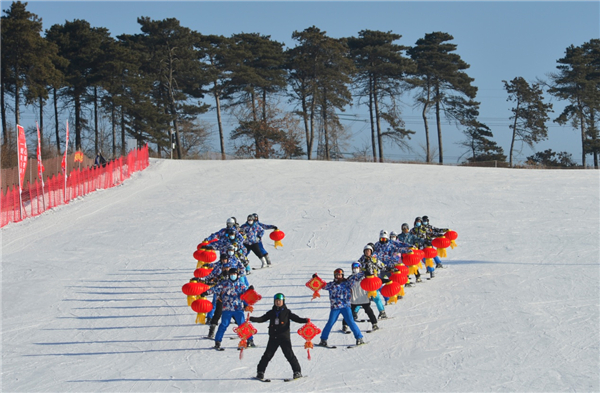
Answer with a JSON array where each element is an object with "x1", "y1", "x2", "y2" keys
[
  {"x1": 360, "y1": 275, "x2": 382, "y2": 298},
  {"x1": 182, "y1": 282, "x2": 209, "y2": 306},
  {"x1": 401, "y1": 252, "x2": 421, "y2": 266},
  {"x1": 191, "y1": 297, "x2": 213, "y2": 325},
  {"x1": 395, "y1": 264, "x2": 409, "y2": 276},
  {"x1": 380, "y1": 281, "x2": 402, "y2": 304},
  {"x1": 445, "y1": 230, "x2": 458, "y2": 249},
  {"x1": 194, "y1": 266, "x2": 213, "y2": 278},
  {"x1": 390, "y1": 271, "x2": 408, "y2": 285},
  {"x1": 269, "y1": 229, "x2": 285, "y2": 249},
  {"x1": 422, "y1": 246, "x2": 438, "y2": 269},
  {"x1": 432, "y1": 236, "x2": 451, "y2": 258}
]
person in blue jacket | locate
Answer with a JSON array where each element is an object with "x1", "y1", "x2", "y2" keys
[
  {"x1": 213, "y1": 228, "x2": 251, "y2": 275},
  {"x1": 422, "y1": 215, "x2": 448, "y2": 269},
  {"x1": 316, "y1": 268, "x2": 365, "y2": 347},
  {"x1": 251, "y1": 213, "x2": 277, "y2": 267},
  {"x1": 240, "y1": 214, "x2": 277, "y2": 269},
  {"x1": 202, "y1": 267, "x2": 255, "y2": 350},
  {"x1": 205, "y1": 217, "x2": 237, "y2": 242}
]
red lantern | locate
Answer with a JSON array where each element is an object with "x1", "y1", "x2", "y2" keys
[
  {"x1": 360, "y1": 275, "x2": 382, "y2": 298},
  {"x1": 402, "y1": 252, "x2": 421, "y2": 276},
  {"x1": 240, "y1": 288, "x2": 262, "y2": 313},
  {"x1": 234, "y1": 314, "x2": 258, "y2": 359},
  {"x1": 297, "y1": 320, "x2": 321, "y2": 360},
  {"x1": 194, "y1": 266, "x2": 213, "y2": 278},
  {"x1": 423, "y1": 246, "x2": 438, "y2": 269},
  {"x1": 182, "y1": 282, "x2": 209, "y2": 306},
  {"x1": 395, "y1": 264, "x2": 409, "y2": 276},
  {"x1": 380, "y1": 281, "x2": 402, "y2": 304},
  {"x1": 390, "y1": 271, "x2": 408, "y2": 285},
  {"x1": 191, "y1": 297, "x2": 213, "y2": 324},
  {"x1": 269, "y1": 229, "x2": 285, "y2": 248},
  {"x1": 306, "y1": 275, "x2": 326, "y2": 300},
  {"x1": 445, "y1": 230, "x2": 458, "y2": 249},
  {"x1": 432, "y1": 236, "x2": 451, "y2": 258}
]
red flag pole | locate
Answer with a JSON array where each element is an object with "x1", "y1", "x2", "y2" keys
[{"x1": 62, "y1": 121, "x2": 69, "y2": 203}]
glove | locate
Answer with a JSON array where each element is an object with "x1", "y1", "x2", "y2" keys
[
  {"x1": 200, "y1": 291, "x2": 208, "y2": 298},
  {"x1": 312, "y1": 273, "x2": 318, "y2": 279},
  {"x1": 248, "y1": 285, "x2": 254, "y2": 291},
  {"x1": 273, "y1": 226, "x2": 278, "y2": 230}
]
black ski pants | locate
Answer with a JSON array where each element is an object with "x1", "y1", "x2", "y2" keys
[
  {"x1": 257, "y1": 335, "x2": 301, "y2": 374},
  {"x1": 342, "y1": 302, "x2": 377, "y2": 326}
]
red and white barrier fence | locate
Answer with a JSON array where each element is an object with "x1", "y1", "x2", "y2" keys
[{"x1": 1, "y1": 145, "x2": 149, "y2": 227}]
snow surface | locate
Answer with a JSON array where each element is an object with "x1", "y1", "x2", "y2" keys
[{"x1": 2, "y1": 158, "x2": 599, "y2": 393}]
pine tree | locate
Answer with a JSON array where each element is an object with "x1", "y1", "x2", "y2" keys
[
  {"x1": 347, "y1": 30, "x2": 415, "y2": 162},
  {"x1": 503, "y1": 77, "x2": 553, "y2": 167},
  {"x1": 408, "y1": 32, "x2": 477, "y2": 163}
]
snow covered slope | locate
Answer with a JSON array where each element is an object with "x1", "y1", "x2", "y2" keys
[{"x1": 2, "y1": 158, "x2": 598, "y2": 392}]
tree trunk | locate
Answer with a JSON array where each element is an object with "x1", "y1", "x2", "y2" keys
[
  {"x1": 309, "y1": 95, "x2": 316, "y2": 160},
  {"x1": 74, "y1": 94, "x2": 81, "y2": 150},
  {"x1": 435, "y1": 85, "x2": 443, "y2": 164},
  {"x1": 579, "y1": 106, "x2": 586, "y2": 167},
  {"x1": 262, "y1": 89, "x2": 267, "y2": 123},
  {"x1": 214, "y1": 86, "x2": 226, "y2": 160},
  {"x1": 1, "y1": 80, "x2": 7, "y2": 145},
  {"x1": 509, "y1": 101, "x2": 519, "y2": 168},
  {"x1": 373, "y1": 77, "x2": 383, "y2": 163},
  {"x1": 94, "y1": 86, "x2": 99, "y2": 155},
  {"x1": 121, "y1": 106, "x2": 126, "y2": 156},
  {"x1": 39, "y1": 96, "x2": 44, "y2": 155},
  {"x1": 54, "y1": 87, "x2": 60, "y2": 153},
  {"x1": 322, "y1": 90, "x2": 330, "y2": 161},
  {"x1": 368, "y1": 77, "x2": 376, "y2": 162},
  {"x1": 422, "y1": 80, "x2": 431, "y2": 163},
  {"x1": 14, "y1": 79, "x2": 20, "y2": 127},
  {"x1": 301, "y1": 96, "x2": 311, "y2": 160},
  {"x1": 111, "y1": 103, "x2": 116, "y2": 158}
]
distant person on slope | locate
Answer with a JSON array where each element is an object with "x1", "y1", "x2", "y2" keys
[
  {"x1": 421, "y1": 215, "x2": 448, "y2": 269},
  {"x1": 249, "y1": 293, "x2": 309, "y2": 381},
  {"x1": 316, "y1": 268, "x2": 365, "y2": 348}
]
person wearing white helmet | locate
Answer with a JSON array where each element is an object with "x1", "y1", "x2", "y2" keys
[
  {"x1": 205, "y1": 217, "x2": 239, "y2": 243},
  {"x1": 358, "y1": 243, "x2": 388, "y2": 319}
]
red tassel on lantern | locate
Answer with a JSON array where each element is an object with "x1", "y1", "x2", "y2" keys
[
  {"x1": 360, "y1": 275, "x2": 382, "y2": 298},
  {"x1": 306, "y1": 275, "x2": 326, "y2": 300},
  {"x1": 432, "y1": 237, "x2": 451, "y2": 258},
  {"x1": 269, "y1": 229, "x2": 285, "y2": 248},
  {"x1": 297, "y1": 320, "x2": 321, "y2": 360}
]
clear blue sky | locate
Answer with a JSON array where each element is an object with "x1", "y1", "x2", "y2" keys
[{"x1": 10, "y1": 1, "x2": 600, "y2": 163}]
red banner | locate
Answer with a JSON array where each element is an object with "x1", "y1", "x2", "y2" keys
[
  {"x1": 36, "y1": 123, "x2": 45, "y2": 185},
  {"x1": 17, "y1": 125, "x2": 28, "y2": 191},
  {"x1": 61, "y1": 121, "x2": 69, "y2": 175}
]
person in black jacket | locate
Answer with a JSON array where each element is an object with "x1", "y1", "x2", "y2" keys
[{"x1": 249, "y1": 293, "x2": 309, "y2": 381}]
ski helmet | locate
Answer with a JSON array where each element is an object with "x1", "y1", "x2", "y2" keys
[
  {"x1": 414, "y1": 217, "x2": 422, "y2": 223},
  {"x1": 363, "y1": 245, "x2": 374, "y2": 255},
  {"x1": 422, "y1": 215, "x2": 429, "y2": 224},
  {"x1": 247, "y1": 214, "x2": 254, "y2": 223},
  {"x1": 274, "y1": 293, "x2": 285, "y2": 303},
  {"x1": 351, "y1": 262, "x2": 361, "y2": 270},
  {"x1": 379, "y1": 230, "x2": 389, "y2": 239},
  {"x1": 220, "y1": 252, "x2": 228, "y2": 261},
  {"x1": 390, "y1": 231, "x2": 398, "y2": 239},
  {"x1": 226, "y1": 217, "x2": 236, "y2": 228},
  {"x1": 226, "y1": 228, "x2": 237, "y2": 239},
  {"x1": 252, "y1": 213, "x2": 259, "y2": 221},
  {"x1": 401, "y1": 223, "x2": 410, "y2": 231},
  {"x1": 334, "y1": 268, "x2": 344, "y2": 277}
]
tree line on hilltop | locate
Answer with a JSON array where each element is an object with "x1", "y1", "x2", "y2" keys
[{"x1": 2, "y1": 2, "x2": 599, "y2": 168}]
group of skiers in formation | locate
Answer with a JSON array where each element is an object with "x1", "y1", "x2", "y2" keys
[{"x1": 190, "y1": 213, "x2": 450, "y2": 382}]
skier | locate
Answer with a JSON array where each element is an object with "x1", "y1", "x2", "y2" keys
[
  {"x1": 205, "y1": 217, "x2": 238, "y2": 242},
  {"x1": 398, "y1": 223, "x2": 420, "y2": 247},
  {"x1": 249, "y1": 293, "x2": 309, "y2": 381},
  {"x1": 213, "y1": 228, "x2": 251, "y2": 275},
  {"x1": 422, "y1": 215, "x2": 449, "y2": 269},
  {"x1": 201, "y1": 267, "x2": 255, "y2": 350},
  {"x1": 316, "y1": 268, "x2": 365, "y2": 347},
  {"x1": 357, "y1": 245, "x2": 387, "y2": 318},
  {"x1": 240, "y1": 214, "x2": 276, "y2": 269},
  {"x1": 251, "y1": 213, "x2": 278, "y2": 267},
  {"x1": 341, "y1": 262, "x2": 378, "y2": 333},
  {"x1": 409, "y1": 218, "x2": 428, "y2": 282}
]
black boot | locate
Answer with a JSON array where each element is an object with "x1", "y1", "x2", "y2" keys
[
  {"x1": 256, "y1": 371, "x2": 265, "y2": 380},
  {"x1": 207, "y1": 324, "x2": 217, "y2": 339},
  {"x1": 293, "y1": 371, "x2": 302, "y2": 379},
  {"x1": 214, "y1": 341, "x2": 221, "y2": 349}
]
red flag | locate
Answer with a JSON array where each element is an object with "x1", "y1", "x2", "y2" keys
[
  {"x1": 36, "y1": 122, "x2": 45, "y2": 185},
  {"x1": 17, "y1": 125, "x2": 27, "y2": 191},
  {"x1": 61, "y1": 121, "x2": 69, "y2": 175}
]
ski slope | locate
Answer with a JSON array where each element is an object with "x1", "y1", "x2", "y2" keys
[{"x1": 2, "y1": 158, "x2": 599, "y2": 392}]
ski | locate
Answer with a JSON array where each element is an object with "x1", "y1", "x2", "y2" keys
[
  {"x1": 366, "y1": 328, "x2": 381, "y2": 333},
  {"x1": 347, "y1": 342, "x2": 367, "y2": 349},
  {"x1": 215, "y1": 347, "x2": 225, "y2": 351},
  {"x1": 284, "y1": 376, "x2": 306, "y2": 382},
  {"x1": 253, "y1": 377, "x2": 271, "y2": 383},
  {"x1": 316, "y1": 344, "x2": 337, "y2": 349}
]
